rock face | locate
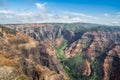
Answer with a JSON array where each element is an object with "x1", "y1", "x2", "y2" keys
[
  {"x1": 5, "y1": 23, "x2": 120, "y2": 80},
  {"x1": 6, "y1": 24, "x2": 63, "y2": 43},
  {"x1": 81, "y1": 31, "x2": 120, "y2": 80},
  {"x1": 0, "y1": 25, "x2": 69, "y2": 80},
  {"x1": 104, "y1": 45, "x2": 120, "y2": 80}
]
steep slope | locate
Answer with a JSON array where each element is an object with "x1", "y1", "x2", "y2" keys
[
  {"x1": 0, "y1": 25, "x2": 69, "y2": 80},
  {"x1": 5, "y1": 23, "x2": 120, "y2": 80}
]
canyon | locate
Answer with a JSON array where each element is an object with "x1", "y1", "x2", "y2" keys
[{"x1": 0, "y1": 23, "x2": 120, "y2": 80}]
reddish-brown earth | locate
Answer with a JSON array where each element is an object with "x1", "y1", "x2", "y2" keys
[
  {"x1": 0, "y1": 25, "x2": 69, "y2": 80},
  {"x1": 5, "y1": 24, "x2": 120, "y2": 80}
]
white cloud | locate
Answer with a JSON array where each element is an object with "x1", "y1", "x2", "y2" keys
[
  {"x1": 70, "y1": 17, "x2": 82, "y2": 22},
  {"x1": 0, "y1": 8, "x2": 120, "y2": 26},
  {"x1": 116, "y1": 12, "x2": 120, "y2": 17},
  {"x1": 111, "y1": 21, "x2": 119, "y2": 25},
  {"x1": 0, "y1": 10, "x2": 14, "y2": 14},
  {"x1": 117, "y1": 15, "x2": 120, "y2": 17},
  {"x1": 103, "y1": 13, "x2": 110, "y2": 17},
  {"x1": 0, "y1": 2, "x2": 49, "y2": 24},
  {"x1": 63, "y1": 11, "x2": 97, "y2": 19},
  {"x1": 17, "y1": 12, "x2": 33, "y2": 16},
  {"x1": 0, "y1": 3, "x2": 120, "y2": 26},
  {"x1": 34, "y1": 2, "x2": 49, "y2": 20},
  {"x1": 63, "y1": 16, "x2": 70, "y2": 19},
  {"x1": 35, "y1": 2, "x2": 47, "y2": 9}
]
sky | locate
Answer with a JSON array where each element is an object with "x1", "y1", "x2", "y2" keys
[{"x1": 0, "y1": 0, "x2": 120, "y2": 25}]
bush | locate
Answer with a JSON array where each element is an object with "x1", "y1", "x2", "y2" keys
[
  {"x1": 16, "y1": 74, "x2": 30, "y2": 80},
  {"x1": 55, "y1": 40, "x2": 67, "y2": 61},
  {"x1": 0, "y1": 25, "x2": 16, "y2": 35},
  {"x1": 4, "y1": 28, "x2": 16, "y2": 35},
  {"x1": 0, "y1": 32, "x2": 3, "y2": 37},
  {"x1": 62, "y1": 52, "x2": 84, "y2": 80}
]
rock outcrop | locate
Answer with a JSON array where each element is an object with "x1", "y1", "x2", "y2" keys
[{"x1": 0, "y1": 25, "x2": 69, "y2": 80}]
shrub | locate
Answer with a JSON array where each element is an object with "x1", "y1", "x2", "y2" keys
[
  {"x1": 0, "y1": 32, "x2": 3, "y2": 37},
  {"x1": 16, "y1": 74, "x2": 30, "y2": 80},
  {"x1": 4, "y1": 28, "x2": 16, "y2": 35},
  {"x1": 0, "y1": 25, "x2": 16, "y2": 35}
]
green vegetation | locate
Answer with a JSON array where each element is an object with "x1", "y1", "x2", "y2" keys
[
  {"x1": 16, "y1": 74, "x2": 30, "y2": 80},
  {"x1": 54, "y1": 23, "x2": 86, "y2": 33},
  {"x1": 63, "y1": 56, "x2": 102, "y2": 80},
  {"x1": 63, "y1": 52, "x2": 84, "y2": 80},
  {"x1": 54, "y1": 23, "x2": 120, "y2": 33},
  {"x1": 55, "y1": 39, "x2": 102, "y2": 80},
  {"x1": 0, "y1": 32, "x2": 3, "y2": 37},
  {"x1": 4, "y1": 27, "x2": 16, "y2": 35},
  {"x1": 55, "y1": 40, "x2": 67, "y2": 61},
  {"x1": 0, "y1": 25, "x2": 16, "y2": 35},
  {"x1": 90, "y1": 59, "x2": 102, "y2": 80},
  {"x1": 88, "y1": 26, "x2": 120, "y2": 32}
]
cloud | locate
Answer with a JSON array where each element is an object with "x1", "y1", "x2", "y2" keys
[
  {"x1": 35, "y1": 2, "x2": 47, "y2": 9},
  {"x1": 103, "y1": 13, "x2": 110, "y2": 17},
  {"x1": 111, "y1": 21, "x2": 119, "y2": 25},
  {"x1": 0, "y1": 10, "x2": 14, "y2": 14},
  {"x1": 0, "y1": 2, "x2": 98, "y2": 24},
  {"x1": 0, "y1": 2, "x2": 120, "y2": 26},
  {"x1": 34, "y1": 2, "x2": 49, "y2": 20},
  {"x1": 0, "y1": 8, "x2": 120, "y2": 26},
  {"x1": 116, "y1": 12, "x2": 120, "y2": 17},
  {"x1": 117, "y1": 15, "x2": 120, "y2": 17},
  {"x1": 63, "y1": 11, "x2": 97, "y2": 19},
  {"x1": 0, "y1": 2, "x2": 49, "y2": 24},
  {"x1": 17, "y1": 12, "x2": 33, "y2": 16}
]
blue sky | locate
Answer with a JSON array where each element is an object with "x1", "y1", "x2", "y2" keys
[{"x1": 0, "y1": 0, "x2": 120, "y2": 25}]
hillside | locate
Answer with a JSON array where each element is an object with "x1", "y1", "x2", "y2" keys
[
  {"x1": 4, "y1": 23, "x2": 120, "y2": 80},
  {"x1": 0, "y1": 25, "x2": 69, "y2": 80}
]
